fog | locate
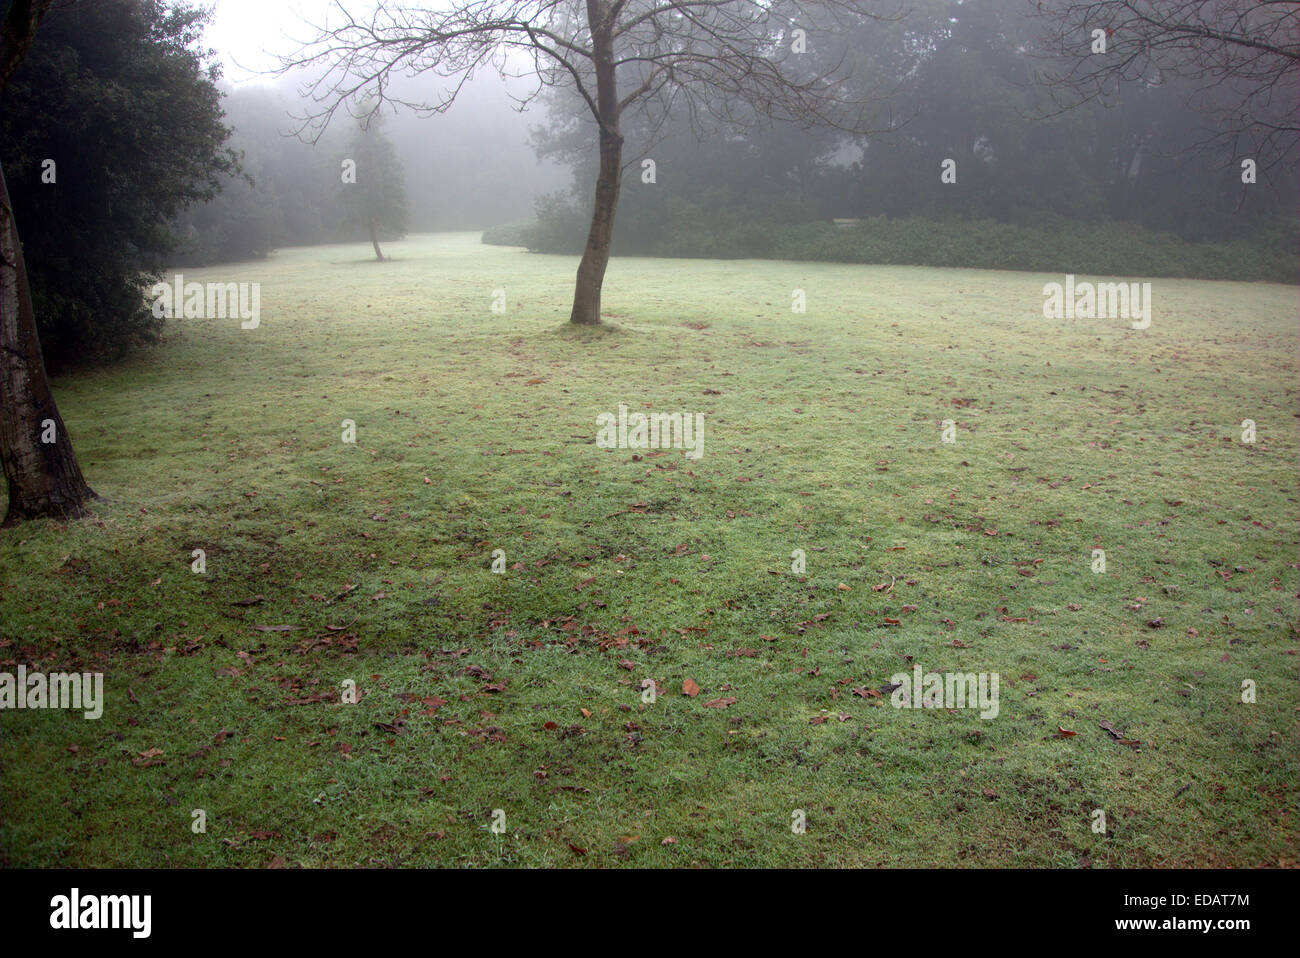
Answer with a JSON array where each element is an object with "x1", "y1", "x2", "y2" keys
[{"x1": 174, "y1": 0, "x2": 1295, "y2": 269}]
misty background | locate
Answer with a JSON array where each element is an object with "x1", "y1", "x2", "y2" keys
[
  {"x1": 173, "y1": 0, "x2": 1296, "y2": 270},
  {"x1": 2, "y1": 0, "x2": 1295, "y2": 368}
]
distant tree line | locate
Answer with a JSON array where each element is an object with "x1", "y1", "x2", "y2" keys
[
  {"x1": 169, "y1": 94, "x2": 409, "y2": 267},
  {"x1": 170, "y1": 75, "x2": 561, "y2": 268},
  {"x1": 494, "y1": 0, "x2": 1296, "y2": 280}
]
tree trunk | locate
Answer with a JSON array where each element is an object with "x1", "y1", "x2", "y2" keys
[
  {"x1": 0, "y1": 162, "x2": 96, "y2": 525},
  {"x1": 569, "y1": 127, "x2": 624, "y2": 325},
  {"x1": 369, "y1": 217, "x2": 384, "y2": 261},
  {"x1": 569, "y1": 1, "x2": 623, "y2": 326}
]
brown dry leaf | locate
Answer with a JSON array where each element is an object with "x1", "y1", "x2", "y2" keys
[
  {"x1": 286, "y1": 692, "x2": 335, "y2": 706},
  {"x1": 682, "y1": 678, "x2": 700, "y2": 697},
  {"x1": 1099, "y1": 720, "x2": 1125, "y2": 740},
  {"x1": 131, "y1": 747, "x2": 166, "y2": 767}
]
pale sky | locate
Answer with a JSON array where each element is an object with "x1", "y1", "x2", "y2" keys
[{"x1": 205, "y1": 0, "x2": 340, "y2": 84}]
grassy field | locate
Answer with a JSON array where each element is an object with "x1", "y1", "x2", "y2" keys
[{"x1": 1, "y1": 232, "x2": 1296, "y2": 868}]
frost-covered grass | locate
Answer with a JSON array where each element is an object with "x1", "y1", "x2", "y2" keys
[{"x1": 1, "y1": 232, "x2": 1295, "y2": 867}]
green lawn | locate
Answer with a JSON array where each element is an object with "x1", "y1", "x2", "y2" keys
[{"x1": 1, "y1": 232, "x2": 1296, "y2": 867}]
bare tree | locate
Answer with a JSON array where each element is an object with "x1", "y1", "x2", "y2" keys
[
  {"x1": 1, "y1": 0, "x2": 98, "y2": 525},
  {"x1": 280, "y1": 0, "x2": 896, "y2": 325},
  {"x1": 1032, "y1": 1, "x2": 1300, "y2": 168}
]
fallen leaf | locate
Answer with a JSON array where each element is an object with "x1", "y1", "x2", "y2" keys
[{"x1": 1099, "y1": 720, "x2": 1124, "y2": 740}]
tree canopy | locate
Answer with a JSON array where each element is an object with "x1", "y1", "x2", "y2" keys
[{"x1": 0, "y1": 0, "x2": 239, "y2": 368}]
